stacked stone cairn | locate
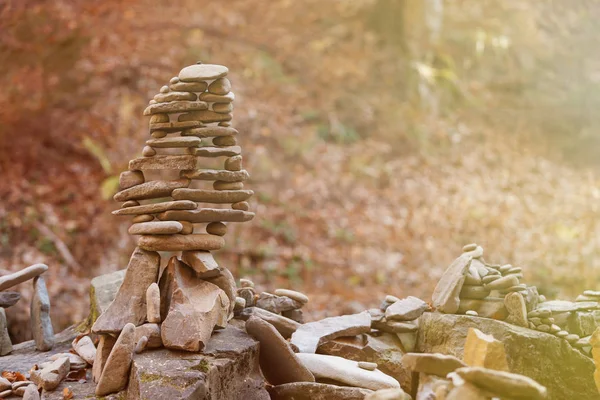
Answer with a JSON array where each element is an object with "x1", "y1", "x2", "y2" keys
[
  {"x1": 88, "y1": 63, "x2": 254, "y2": 396},
  {"x1": 0, "y1": 264, "x2": 55, "y2": 357}
]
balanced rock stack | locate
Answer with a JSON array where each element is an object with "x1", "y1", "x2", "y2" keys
[{"x1": 91, "y1": 63, "x2": 254, "y2": 396}]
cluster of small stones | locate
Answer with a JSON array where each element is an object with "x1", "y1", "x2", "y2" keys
[
  {"x1": 87, "y1": 63, "x2": 254, "y2": 397},
  {"x1": 0, "y1": 264, "x2": 55, "y2": 357}
]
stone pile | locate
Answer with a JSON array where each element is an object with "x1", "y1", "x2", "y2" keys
[
  {"x1": 90, "y1": 62, "x2": 255, "y2": 396},
  {"x1": 0, "y1": 263, "x2": 55, "y2": 355}
]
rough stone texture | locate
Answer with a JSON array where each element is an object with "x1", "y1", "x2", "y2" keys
[
  {"x1": 255, "y1": 292, "x2": 304, "y2": 314},
  {"x1": 431, "y1": 254, "x2": 472, "y2": 313},
  {"x1": 119, "y1": 170, "x2": 145, "y2": 189},
  {"x1": 159, "y1": 209, "x2": 254, "y2": 224},
  {"x1": 238, "y1": 307, "x2": 300, "y2": 338},
  {"x1": 455, "y1": 367, "x2": 548, "y2": 400},
  {"x1": 146, "y1": 136, "x2": 202, "y2": 148},
  {"x1": 504, "y1": 291, "x2": 528, "y2": 327},
  {"x1": 31, "y1": 276, "x2": 55, "y2": 351},
  {"x1": 128, "y1": 320, "x2": 269, "y2": 400},
  {"x1": 182, "y1": 126, "x2": 238, "y2": 137},
  {"x1": 0, "y1": 263, "x2": 48, "y2": 291},
  {"x1": 463, "y1": 328, "x2": 509, "y2": 371},
  {"x1": 199, "y1": 92, "x2": 235, "y2": 103},
  {"x1": 89, "y1": 268, "x2": 126, "y2": 324},
  {"x1": 0, "y1": 307, "x2": 12, "y2": 355},
  {"x1": 172, "y1": 188, "x2": 254, "y2": 203},
  {"x1": 114, "y1": 178, "x2": 190, "y2": 201},
  {"x1": 92, "y1": 247, "x2": 160, "y2": 334},
  {"x1": 0, "y1": 291, "x2": 20, "y2": 307},
  {"x1": 96, "y1": 323, "x2": 136, "y2": 396},
  {"x1": 22, "y1": 384, "x2": 40, "y2": 400},
  {"x1": 291, "y1": 311, "x2": 371, "y2": 353},
  {"x1": 181, "y1": 250, "x2": 222, "y2": 278},
  {"x1": 129, "y1": 221, "x2": 183, "y2": 235},
  {"x1": 296, "y1": 353, "x2": 400, "y2": 391},
  {"x1": 418, "y1": 312, "x2": 598, "y2": 400},
  {"x1": 30, "y1": 356, "x2": 70, "y2": 391},
  {"x1": 138, "y1": 233, "x2": 225, "y2": 251},
  {"x1": 135, "y1": 323, "x2": 162, "y2": 348},
  {"x1": 268, "y1": 382, "x2": 373, "y2": 400},
  {"x1": 178, "y1": 110, "x2": 232, "y2": 123},
  {"x1": 181, "y1": 168, "x2": 249, "y2": 182},
  {"x1": 161, "y1": 260, "x2": 230, "y2": 351},
  {"x1": 93, "y1": 334, "x2": 117, "y2": 383},
  {"x1": 245, "y1": 316, "x2": 315, "y2": 385},
  {"x1": 193, "y1": 146, "x2": 242, "y2": 157},
  {"x1": 402, "y1": 352, "x2": 467, "y2": 377},
  {"x1": 384, "y1": 296, "x2": 429, "y2": 321},
  {"x1": 128, "y1": 155, "x2": 199, "y2": 171}
]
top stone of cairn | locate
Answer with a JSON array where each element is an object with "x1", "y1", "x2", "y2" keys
[{"x1": 179, "y1": 63, "x2": 229, "y2": 82}]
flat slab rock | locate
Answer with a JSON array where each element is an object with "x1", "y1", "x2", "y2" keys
[
  {"x1": 417, "y1": 312, "x2": 599, "y2": 400},
  {"x1": 268, "y1": 382, "x2": 373, "y2": 400}
]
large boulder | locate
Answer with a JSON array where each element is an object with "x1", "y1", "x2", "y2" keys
[{"x1": 418, "y1": 312, "x2": 598, "y2": 400}]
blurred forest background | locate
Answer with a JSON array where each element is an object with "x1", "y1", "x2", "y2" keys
[{"x1": 2, "y1": 0, "x2": 600, "y2": 341}]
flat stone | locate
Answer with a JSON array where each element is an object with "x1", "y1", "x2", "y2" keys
[
  {"x1": 274, "y1": 289, "x2": 309, "y2": 305},
  {"x1": 504, "y1": 291, "x2": 528, "y2": 327},
  {"x1": 146, "y1": 136, "x2": 202, "y2": 148},
  {"x1": 129, "y1": 155, "x2": 198, "y2": 171},
  {"x1": 268, "y1": 382, "x2": 373, "y2": 400},
  {"x1": 138, "y1": 234, "x2": 225, "y2": 252},
  {"x1": 482, "y1": 275, "x2": 500, "y2": 284},
  {"x1": 0, "y1": 307, "x2": 12, "y2": 355},
  {"x1": 150, "y1": 113, "x2": 170, "y2": 123},
  {"x1": 371, "y1": 319, "x2": 418, "y2": 334},
  {"x1": 193, "y1": 146, "x2": 242, "y2": 157},
  {"x1": 172, "y1": 188, "x2": 253, "y2": 203},
  {"x1": 169, "y1": 81, "x2": 208, "y2": 92},
  {"x1": 119, "y1": 170, "x2": 145, "y2": 190},
  {"x1": 154, "y1": 91, "x2": 197, "y2": 103},
  {"x1": 291, "y1": 311, "x2": 371, "y2": 353},
  {"x1": 296, "y1": 353, "x2": 400, "y2": 391},
  {"x1": 206, "y1": 222, "x2": 227, "y2": 236},
  {"x1": 93, "y1": 334, "x2": 117, "y2": 383},
  {"x1": 0, "y1": 263, "x2": 48, "y2": 291},
  {"x1": 484, "y1": 275, "x2": 519, "y2": 290},
  {"x1": 213, "y1": 102, "x2": 234, "y2": 114},
  {"x1": 181, "y1": 168, "x2": 249, "y2": 182},
  {"x1": 225, "y1": 155, "x2": 243, "y2": 171},
  {"x1": 444, "y1": 381, "x2": 488, "y2": 400},
  {"x1": 585, "y1": 290, "x2": 600, "y2": 297},
  {"x1": 113, "y1": 200, "x2": 197, "y2": 216},
  {"x1": 143, "y1": 101, "x2": 208, "y2": 116},
  {"x1": 418, "y1": 312, "x2": 597, "y2": 400},
  {"x1": 432, "y1": 254, "x2": 472, "y2": 314},
  {"x1": 89, "y1": 269, "x2": 126, "y2": 324},
  {"x1": 31, "y1": 276, "x2": 55, "y2": 351},
  {"x1": 214, "y1": 181, "x2": 244, "y2": 190},
  {"x1": 539, "y1": 300, "x2": 599, "y2": 313},
  {"x1": 161, "y1": 260, "x2": 229, "y2": 351},
  {"x1": 460, "y1": 285, "x2": 491, "y2": 300},
  {"x1": 256, "y1": 292, "x2": 303, "y2": 314},
  {"x1": 182, "y1": 126, "x2": 238, "y2": 137},
  {"x1": 208, "y1": 78, "x2": 231, "y2": 95},
  {"x1": 72, "y1": 336, "x2": 96, "y2": 365},
  {"x1": 48, "y1": 352, "x2": 87, "y2": 370},
  {"x1": 458, "y1": 298, "x2": 508, "y2": 319},
  {"x1": 96, "y1": 323, "x2": 136, "y2": 396},
  {"x1": 178, "y1": 110, "x2": 232, "y2": 123},
  {"x1": 128, "y1": 221, "x2": 183, "y2": 235},
  {"x1": 122, "y1": 200, "x2": 140, "y2": 208},
  {"x1": 181, "y1": 250, "x2": 221, "y2": 278},
  {"x1": 158, "y1": 209, "x2": 254, "y2": 223},
  {"x1": 199, "y1": 91, "x2": 235, "y2": 103},
  {"x1": 113, "y1": 178, "x2": 190, "y2": 201},
  {"x1": 463, "y1": 328, "x2": 509, "y2": 371},
  {"x1": 0, "y1": 291, "x2": 21, "y2": 307},
  {"x1": 92, "y1": 248, "x2": 160, "y2": 334},
  {"x1": 384, "y1": 296, "x2": 429, "y2": 321},
  {"x1": 146, "y1": 283, "x2": 161, "y2": 323},
  {"x1": 245, "y1": 316, "x2": 314, "y2": 385},
  {"x1": 30, "y1": 356, "x2": 69, "y2": 391},
  {"x1": 179, "y1": 64, "x2": 228, "y2": 82},
  {"x1": 238, "y1": 307, "x2": 300, "y2": 339},
  {"x1": 402, "y1": 352, "x2": 467, "y2": 377},
  {"x1": 455, "y1": 367, "x2": 548, "y2": 400},
  {"x1": 466, "y1": 310, "x2": 478, "y2": 316},
  {"x1": 150, "y1": 120, "x2": 203, "y2": 132}
]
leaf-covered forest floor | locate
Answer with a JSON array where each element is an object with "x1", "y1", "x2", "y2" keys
[{"x1": 1, "y1": 0, "x2": 600, "y2": 341}]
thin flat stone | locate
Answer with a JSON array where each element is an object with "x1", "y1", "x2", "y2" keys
[
  {"x1": 432, "y1": 254, "x2": 472, "y2": 314},
  {"x1": 153, "y1": 92, "x2": 197, "y2": 103},
  {"x1": 274, "y1": 289, "x2": 309, "y2": 305},
  {"x1": 146, "y1": 136, "x2": 202, "y2": 148},
  {"x1": 371, "y1": 319, "x2": 418, "y2": 334},
  {"x1": 291, "y1": 311, "x2": 371, "y2": 353},
  {"x1": 239, "y1": 307, "x2": 300, "y2": 339},
  {"x1": 199, "y1": 91, "x2": 235, "y2": 103},
  {"x1": 455, "y1": 367, "x2": 547, "y2": 400},
  {"x1": 384, "y1": 296, "x2": 429, "y2": 321},
  {"x1": 460, "y1": 285, "x2": 491, "y2": 299},
  {"x1": 401, "y1": 353, "x2": 467, "y2": 377},
  {"x1": 214, "y1": 181, "x2": 244, "y2": 190},
  {"x1": 181, "y1": 126, "x2": 238, "y2": 137},
  {"x1": 178, "y1": 110, "x2": 232, "y2": 123},
  {"x1": 179, "y1": 64, "x2": 228, "y2": 82},
  {"x1": 0, "y1": 263, "x2": 48, "y2": 291},
  {"x1": 157, "y1": 208, "x2": 254, "y2": 223},
  {"x1": 169, "y1": 81, "x2": 208, "y2": 92},
  {"x1": 296, "y1": 353, "x2": 400, "y2": 391},
  {"x1": 0, "y1": 291, "x2": 20, "y2": 307},
  {"x1": 143, "y1": 101, "x2": 208, "y2": 116},
  {"x1": 181, "y1": 251, "x2": 222, "y2": 278},
  {"x1": 149, "y1": 120, "x2": 203, "y2": 132},
  {"x1": 30, "y1": 357, "x2": 69, "y2": 391},
  {"x1": 119, "y1": 170, "x2": 144, "y2": 190},
  {"x1": 128, "y1": 221, "x2": 183, "y2": 235},
  {"x1": 92, "y1": 248, "x2": 160, "y2": 334},
  {"x1": 129, "y1": 155, "x2": 198, "y2": 171},
  {"x1": 172, "y1": 188, "x2": 253, "y2": 203},
  {"x1": 192, "y1": 146, "x2": 242, "y2": 157},
  {"x1": 245, "y1": 316, "x2": 315, "y2": 385},
  {"x1": 113, "y1": 178, "x2": 190, "y2": 201},
  {"x1": 31, "y1": 276, "x2": 54, "y2": 351},
  {"x1": 256, "y1": 292, "x2": 304, "y2": 314},
  {"x1": 181, "y1": 169, "x2": 249, "y2": 181},
  {"x1": 48, "y1": 352, "x2": 87, "y2": 370},
  {"x1": 96, "y1": 323, "x2": 136, "y2": 396},
  {"x1": 112, "y1": 200, "x2": 197, "y2": 216},
  {"x1": 146, "y1": 283, "x2": 161, "y2": 323},
  {"x1": 268, "y1": 382, "x2": 373, "y2": 400},
  {"x1": 485, "y1": 275, "x2": 519, "y2": 290},
  {"x1": 0, "y1": 308, "x2": 12, "y2": 355},
  {"x1": 137, "y1": 234, "x2": 225, "y2": 251}
]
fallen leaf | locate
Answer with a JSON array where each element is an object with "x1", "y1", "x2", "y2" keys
[{"x1": 63, "y1": 387, "x2": 74, "y2": 400}]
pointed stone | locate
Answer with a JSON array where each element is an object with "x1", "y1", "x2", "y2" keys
[
  {"x1": 158, "y1": 257, "x2": 177, "y2": 322},
  {"x1": 0, "y1": 263, "x2": 48, "y2": 291},
  {"x1": 96, "y1": 323, "x2": 136, "y2": 396},
  {"x1": 0, "y1": 307, "x2": 12, "y2": 355},
  {"x1": 31, "y1": 276, "x2": 54, "y2": 351},
  {"x1": 181, "y1": 250, "x2": 222, "y2": 278},
  {"x1": 463, "y1": 328, "x2": 509, "y2": 372},
  {"x1": 92, "y1": 248, "x2": 160, "y2": 334},
  {"x1": 161, "y1": 261, "x2": 230, "y2": 351},
  {"x1": 146, "y1": 283, "x2": 161, "y2": 323},
  {"x1": 432, "y1": 254, "x2": 472, "y2": 314},
  {"x1": 384, "y1": 296, "x2": 429, "y2": 321},
  {"x1": 504, "y1": 292, "x2": 528, "y2": 327},
  {"x1": 93, "y1": 334, "x2": 117, "y2": 383}
]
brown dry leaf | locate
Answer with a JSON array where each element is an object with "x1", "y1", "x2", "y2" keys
[
  {"x1": 63, "y1": 387, "x2": 74, "y2": 399},
  {"x1": 1, "y1": 371, "x2": 16, "y2": 382}
]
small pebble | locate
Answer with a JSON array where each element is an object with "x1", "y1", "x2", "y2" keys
[
  {"x1": 541, "y1": 318, "x2": 554, "y2": 325},
  {"x1": 358, "y1": 361, "x2": 378, "y2": 371},
  {"x1": 232, "y1": 202, "x2": 249, "y2": 211},
  {"x1": 555, "y1": 330, "x2": 569, "y2": 338},
  {"x1": 225, "y1": 155, "x2": 242, "y2": 171},
  {"x1": 240, "y1": 279, "x2": 254, "y2": 288},
  {"x1": 234, "y1": 297, "x2": 246, "y2": 311},
  {"x1": 536, "y1": 324, "x2": 550, "y2": 333},
  {"x1": 135, "y1": 336, "x2": 148, "y2": 354},
  {"x1": 142, "y1": 146, "x2": 156, "y2": 157},
  {"x1": 170, "y1": 77, "x2": 179, "y2": 84},
  {"x1": 132, "y1": 214, "x2": 154, "y2": 223},
  {"x1": 122, "y1": 200, "x2": 140, "y2": 208},
  {"x1": 219, "y1": 121, "x2": 231, "y2": 127},
  {"x1": 151, "y1": 130, "x2": 167, "y2": 138},
  {"x1": 206, "y1": 222, "x2": 227, "y2": 236},
  {"x1": 566, "y1": 334, "x2": 580, "y2": 343},
  {"x1": 385, "y1": 295, "x2": 400, "y2": 304},
  {"x1": 159, "y1": 85, "x2": 169, "y2": 93},
  {"x1": 462, "y1": 243, "x2": 477, "y2": 252},
  {"x1": 465, "y1": 310, "x2": 478, "y2": 316},
  {"x1": 148, "y1": 99, "x2": 157, "y2": 105}
]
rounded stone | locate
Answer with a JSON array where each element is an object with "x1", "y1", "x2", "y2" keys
[
  {"x1": 462, "y1": 243, "x2": 477, "y2": 252},
  {"x1": 142, "y1": 146, "x2": 156, "y2": 157},
  {"x1": 208, "y1": 78, "x2": 231, "y2": 95},
  {"x1": 536, "y1": 324, "x2": 550, "y2": 333},
  {"x1": 149, "y1": 114, "x2": 169, "y2": 124},
  {"x1": 225, "y1": 155, "x2": 243, "y2": 171},
  {"x1": 232, "y1": 202, "x2": 249, "y2": 211},
  {"x1": 273, "y1": 289, "x2": 309, "y2": 305},
  {"x1": 179, "y1": 64, "x2": 228, "y2": 82},
  {"x1": 213, "y1": 136, "x2": 237, "y2": 146},
  {"x1": 150, "y1": 130, "x2": 168, "y2": 138},
  {"x1": 148, "y1": 99, "x2": 157, "y2": 104},
  {"x1": 385, "y1": 295, "x2": 400, "y2": 304},
  {"x1": 465, "y1": 310, "x2": 478, "y2": 316},
  {"x1": 556, "y1": 330, "x2": 569, "y2": 338},
  {"x1": 234, "y1": 297, "x2": 246, "y2": 311},
  {"x1": 170, "y1": 77, "x2": 179, "y2": 84},
  {"x1": 213, "y1": 102, "x2": 234, "y2": 113},
  {"x1": 358, "y1": 361, "x2": 378, "y2": 371},
  {"x1": 159, "y1": 85, "x2": 169, "y2": 93},
  {"x1": 132, "y1": 214, "x2": 154, "y2": 223},
  {"x1": 214, "y1": 181, "x2": 244, "y2": 190},
  {"x1": 206, "y1": 222, "x2": 227, "y2": 236},
  {"x1": 122, "y1": 200, "x2": 140, "y2": 208},
  {"x1": 566, "y1": 334, "x2": 580, "y2": 343},
  {"x1": 180, "y1": 221, "x2": 194, "y2": 235},
  {"x1": 219, "y1": 121, "x2": 231, "y2": 127},
  {"x1": 240, "y1": 278, "x2": 254, "y2": 288}
]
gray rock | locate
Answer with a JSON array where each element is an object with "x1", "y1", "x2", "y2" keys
[
  {"x1": 22, "y1": 384, "x2": 40, "y2": 400},
  {"x1": 432, "y1": 254, "x2": 472, "y2": 313},
  {"x1": 504, "y1": 292, "x2": 528, "y2": 327},
  {"x1": 96, "y1": 323, "x2": 136, "y2": 396},
  {"x1": 402, "y1": 352, "x2": 467, "y2": 377},
  {"x1": 384, "y1": 296, "x2": 429, "y2": 321},
  {"x1": 238, "y1": 307, "x2": 300, "y2": 338},
  {"x1": 291, "y1": 311, "x2": 371, "y2": 353},
  {"x1": 0, "y1": 307, "x2": 12, "y2": 355},
  {"x1": 0, "y1": 291, "x2": 20, "y2": 308},
  {"x1": 71, "y1": 335, "x2": 95, "y2": 365},
  {"x1": 0, "y1": 263, "x2": 48, "y2": 291},
  {"x1": 93, "y1": 248, "x2": 160, "y2": 334},
  {"x1": 256, "y1": 292, "x2": 303, "y2": 313},
  {"x1": 417, "y1": 312, "x2": 598, "y2": 400},
  {"x1": 567, "y1": 311, "x2": 596, "y2": 337},
  {"x1": 31, "y1": 276, "x2": 54, "y2": 351},
  {"x1": 268, "y1": 382, "x2": 373, "y2": 400},
  {"x1": 30, "y1": 356, "x2": 70, "y2": 391},
  {"x1": 49, "y1": 352, "x2": 87, "y2": 370},
  {"x1": 282, "y1": 309, "x2": 305, "y2": 323},
  {"x1": 538, "y1": 300, "x2": 598, "y2": 313},
  {"x1": 89, "y1": 268, "x2": 126, "y2": 324},
  {"x1": 456, "y1": 367, "x2": 547, "y2": 400},
  {"x1": 245, "y1": 316, "x2": 315, "y2": 385}
]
